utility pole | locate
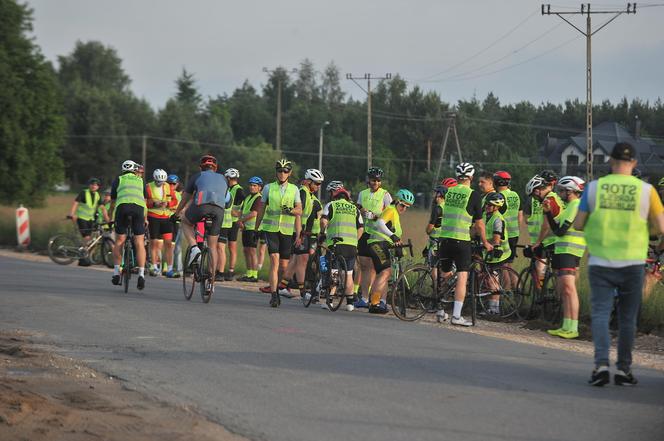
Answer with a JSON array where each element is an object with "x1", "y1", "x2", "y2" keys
[
  {"x1": 346, "y1": 73, "x2": 392, "y2": 170},
  {"x1": 318, "y1": 121, "x2": 330, "y2": 199},
  {"x1": 263, "y1": 67, "x2": 297, "y2": 152},
  {"x1": 141, "y1": 134, "x2": 147, "y2": 173},
  {"x1": 542, "y1": 3, "x2": 636, "y2": 181},
  {"x1": 433, "y1": 113, "x2": 462, "y2": 186}
]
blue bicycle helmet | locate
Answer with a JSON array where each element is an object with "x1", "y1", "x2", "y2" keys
[
  {"x1": 248, "y1": 176, "x2": 264, "y2": 186},
  {"x1": 167, "y1": 174, "x2": 179, "y2": 184}
]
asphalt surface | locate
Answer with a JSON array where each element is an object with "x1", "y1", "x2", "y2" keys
[{"x1": 0, "y1": 255, "x2": 663, "y2": 441}]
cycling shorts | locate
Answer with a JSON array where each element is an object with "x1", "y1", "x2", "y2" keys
[
  {"x1": 219, "y1": 221, "x2": 240, "y2": 243},
  {"x1": 148, "y1": 217, "x2": 173, "y2": 240},
  {"x1": 506, "y1": 237, "x2": 518, "y2": 263},
  {"x1": 294, "y1": 234, "x2": 317, "y2": 255},
  {"x1": 331, "y1": 244, "x2": 358, "y2": 273},
  {"x1": 114, "y1": 203, "x2": 146, "y2": 235},
  {"x1": 368, "y1": 241, "x2": 392, "y2": 274},
  {"x1": 438, "y1": 238, "x2": 472, "y2": 272},
  {"x1": 76, "y1": 219, "x2": 95, "y2": 237},
  {"x1": 358, "y1": 232, "x2": 372, "y2": 257},
  {"x1": 184, "y1": 203, "x2": 224, "y2": 236},
  {"x1": 242, "y1": 230, "x2": 259, "y2": 248},
  {"x1": 552, "y1": 253, "x2": 580, "y2": 270},
  {"x1": 264, "y1": 232, "x2": 293, "y2": 259}
]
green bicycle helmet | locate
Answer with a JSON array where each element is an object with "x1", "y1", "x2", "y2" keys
[{"x1": 395, "y1": 189, "x2": 415, "y2": 206}]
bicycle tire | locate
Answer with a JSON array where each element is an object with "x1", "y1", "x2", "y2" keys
[
  {"x1": 516, "y1": 266, "x2": 537, "y2": 319},
  {"x1": 47, "y1": 234, "x2": 79, "y2": 265},
  {"x1": 101, "y1": 238, "x2": 115, "y2": 268},
  {"x1": 88, "y1": 241, "x2": 103, "y2": 265},
  {"x1": 325, "y1": 253, "x2": 347, "y2": 312},
  {"x1": 302, "y1": 253, "x2": 319, "y2": 308},
  {"x1": 390, "y1": 264, "x2": 430, "y2": 322},
  {"x1": 122, "y1": 239, "x2": 132, "y2": 294},
  {"x1": 541, "y1": 272, "x2": 561, "y2": 324},
  {"x1": 199, "y1": 248, "x2": 213, "y2": 303},
  {"x1": 468, "y1": 268, "x2": 477, "y2": 326},
  {"x1": 477, "y1": 266, "x2": 523, "y2": 319},
  {"x1": 182, "y1": 246, "x2": 196, "y2": 301}
]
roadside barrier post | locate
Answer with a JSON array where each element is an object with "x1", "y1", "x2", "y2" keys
[{"x1": 16, "y1": 204, "x2": 30, "y2": 250}]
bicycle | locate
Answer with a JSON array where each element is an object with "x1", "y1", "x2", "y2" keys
[
  {"x1": 182, "y1": 217, "x2": 215, "y2": 303},
  {"x1": 314, "y1": 237, "x2": 351, "y2": 312},
  {"x1": 48, "y1": 217, "x2": 115, "y2": 267},
  {"x1": 302, "y1": 242, "x2": 323, "y2": 308},
  {"x1": 516, "y1": 246, "x2": 560, "y2": 323}
]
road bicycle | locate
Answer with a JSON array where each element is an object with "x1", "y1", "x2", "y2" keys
[
  {"x1": 182, "y1": 217, "x2": 215, "y2": 303},
  {"x1": 516, "y1": 246, "x2": 561, "y2": 323},
  {"x1": 468, "y1": 245, "x2": 522, "y2": 320},
  {"x1": 47, "y1": 217, "x2": 114, "y2": 267}
]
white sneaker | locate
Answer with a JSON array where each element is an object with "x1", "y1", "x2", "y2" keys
[
  {"x1": 345, "y1": 304, "x2": 355, "y2": 312},
  {"x1": 187, "y1": 247, "x2": 200, "y2": 266},
  {"x1": 320, "y1": 302, "x2": 329, "y2": 310},
  {"x1": 436, "y1": 310, "x2": 449, "y2": 323},
  {"x1": 303, "y1": 292, "x2": 312, "y2": 305},
  {"x1": 278, "y1": 287, "x2": 293, "y2": 298},
  {"x1": 451, "y1": 315, "x2": 473, "y2": 327}
]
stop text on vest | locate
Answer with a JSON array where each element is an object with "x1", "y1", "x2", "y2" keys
[{"x1": 598, "y1": 183, "x2": 638, "y2": 211}]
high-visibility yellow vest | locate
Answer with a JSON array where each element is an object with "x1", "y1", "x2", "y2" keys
[
  {"x1": 500, "y1": 188, "x2": 520, "y2": 239},
  {"x1": 169, "y1": 189, "x2": 182, "y2": 214},
  {"x1": 147, "y1": 181, "x2": 172, "y2": 218},
  {"x1": 584, "y1": 175, "x2": 649, "y2": 261},
  {"x1": 301, "y1": 186, "x2": 322, "y2": 235},
  {"x1": 485, "y1": 211, "x2": 511, "y2": 264},
  {"x1": 359, "y1": 187, "x2": 388, "y2": 236},
  {"x1": 241, "y1": 193, "x2": 261, "y2": 231},
  {"x1": 76, "y1": 189, "x2": 100, "y2": 221},
  {"x1": 527, "y1": 197, "x2": 543, "y2": 244},
  {"x1": 542, "y1": 192, "x2": 565, "y2": 247},
  {"x1": 262, "y1": 182, "x2": 298, "y2": 235},
  {"x1": 553, "y1": 198, "x2": 586, "y2": 257},
  {"x1": 326, "y1": 199, "x2": 359, "y2": 247},
  {"x1": 368, "y1": 205, "x2": 402, "y2": 245},
  {"x1": 440, "y1": 185, "x2": 473, "y2": 241},
  {"x1": 430, "y1": 201, "x2": 445, "y2": 239},
  {"x1": 222, "y1": 184, "x2": 242, "y2": 228},
  {"x1": 116, "y1": 173, "x2": 146, "y2": 209}
]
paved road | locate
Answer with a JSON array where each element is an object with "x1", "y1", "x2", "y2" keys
[{"x1": 1, "y1": 255, "x2": 662, "y2": 441}]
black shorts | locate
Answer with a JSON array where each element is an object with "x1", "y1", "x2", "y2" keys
[
  {"x1": 184, "y1": 203, "x2": 224, "y2": 236},
  {"x1": 358, "y1": 232, "x2": 372, "y2": 257},
  {"x1": 331, "y1": 244, "x2": 358, "y2": 272},
  {"x1": 148, "y1": 217, "x2": 174, "y2": 239},
  {"x1": 294, "y1": 234, "x2": 317, "y2": 255},
  {"x1": 552, "y1": 253, "x2": 581, "y2": 270},
  {"x1": 506, "y1": 237, "x2": 519, "y2": 263},
  {"x1": 242, "y1": 230, "x2": 259, "y2": 248},
  {"x1": 219, "y1": 221, "x2": 240, "y2": 243},
  {"x1": 114, "y1": 203, "x2": 146, "y2": 235},
  {"x1": 368, "y1": 241, "x2": 392, "y2": 274},
  {"x1": 76, "y1": 219, "x2": 95, "y2": 237},
  {"x1": 438, "y1": 238, "x2": 472, "y2": 272},
  {"x1": 264, "y1": 231, "x2": 293, "y2": 259}
]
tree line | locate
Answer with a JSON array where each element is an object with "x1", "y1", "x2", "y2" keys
[{"x1": 2, "y1": 0, "x2": 664, "y2": 205}]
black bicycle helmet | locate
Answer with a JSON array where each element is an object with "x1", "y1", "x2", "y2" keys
[{"x1": 367, "y1": 167, "x2": 384, "y2": 179}]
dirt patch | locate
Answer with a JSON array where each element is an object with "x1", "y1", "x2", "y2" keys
[{"x1": 0, "y1": 330, "x2": 246, "y2": 441}]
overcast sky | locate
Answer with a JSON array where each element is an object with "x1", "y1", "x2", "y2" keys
[{"x1": 27, "y1": 0, "x2": 664, "y2": 110}]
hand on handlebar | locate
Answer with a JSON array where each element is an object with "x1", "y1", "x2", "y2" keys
[{"x1": 483, "y1": 241, "x2": 494, "y2": 252}]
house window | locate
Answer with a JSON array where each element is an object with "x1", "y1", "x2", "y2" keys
[
  {"x1": 567, "y1": 154, "x2": 579, "y2": 167},
  {"x1": 594, "y1": 154, "x2": 605, "y2": 164}
]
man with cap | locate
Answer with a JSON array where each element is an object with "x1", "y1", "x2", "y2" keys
[
  {"x1": 69, "y1": 177, "x2": 102, "y2": 266},
  {"x1": 574, "y1": 142, "x2": 664, "y2": 386}
]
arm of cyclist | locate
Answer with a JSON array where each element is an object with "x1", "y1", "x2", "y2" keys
[
  {"x1": 68, "y1": 200, "x2": 79, "y2": 223},
  {"x1": 425, "y1": 204, "x2": 441, "y2": 235},
  {"x1": 544, "y1": 211, "x2": 571, "y2": 237}
]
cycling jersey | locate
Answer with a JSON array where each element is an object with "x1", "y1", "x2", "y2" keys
[
  {"x1": 185, "y1": 171, "x2": 228, "y2": 208},
  {"x1": 358, "y1": 188, "x2": 392, "y2": 236},
  {"x1": 525, "y1": 197, "x2": 543, "y2": 245},
  {"x1": 221, "y1": 184, "x2": 245, "y2": 228},
  {"x1": 542, "y1": 192, "x2": 564, "y2": 247},
  {"x1": 368, "y1": 205, "x2": 401, "y2": 245},
  {"x1": 146, "y1": 181, "x2": 172, "y2": 219},
  {"x1": 321, "y1": 199, "x2": 364, "y2": 247},
  {"x1": 261, "y1": 181, "x2": 299, "y2": 235},
  {"x1": 553, "y1": 198, "x2": 586, "y2": 258},
  {"x1": 499, "y1": 188, "x2": 521, "y2": 239},
  {"x1": 485, "y1": 211, "x2": 511, "y2": 264},
  {"x1": 440, "y1": 185, "x2": 482, "y2": 241},
  {"x1": 111, "y1": 173, "x2": 148, "y2": 210},
  {"x1": 241, "y1": 193, "x2": 262, "y2": 231}
]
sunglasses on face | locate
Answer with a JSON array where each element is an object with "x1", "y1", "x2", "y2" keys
[
  {"x1": 397, "y1": 202, "x2": 411, "y2": 209},
  {"x1": 276, "y1": 168, "x2": 291, "y2": 173},
  {"x1": 312, "y1": 182, "x2": 321, "y2": 186}
]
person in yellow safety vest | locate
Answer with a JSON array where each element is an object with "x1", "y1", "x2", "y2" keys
[
  {"x1": 482, "y1": 192, "x2": 512, "y2": 315},
  {"x1": 69, "y1": 177, "x2": 102, "y2": 245},
  {"x1": 97, "y1": 189, "x2": 112, "y2": 224},
  {"x1": 166, "y1": 174, "x2": 182, "y2": 278},
  {"x1": 110, "y1": 160, "x2": 149, "y2": 290},
  {"x1": 354, "y1": 167, "x2": 393, "y2": 309},
  {"x1": 317, "y1": 183, "x2": 364, "y2": 311},
  {"x1": 217, "y1": 168, "x2": 245, "y2": 282},
  {"x1": 574, "y1": 142, "x2": 664, "y2": 386},
  {"x1": 426, "y1": 180, "x2": 457, "y2": 296},
  {"x1": 146, "y1": 169, "x2": 174, "y2": 277},
  {"x1": 237, "y1": 176, "x2": 264, "y2": 283},
  {"x1": 543, "y1": 176, "x2": 586, "y2": 340},
  {"x1": 254, "y1": 159, "x2": 303, "y2": 308},
  {"x1": 493, "y1": 171, "x2": 522, "y2": 264},
  {"x1": 366, "y1": 189, "x2": 414, "y2": 314},
  {"x1": 437, "y1": 163, "x2": 493, "y2": 326}
]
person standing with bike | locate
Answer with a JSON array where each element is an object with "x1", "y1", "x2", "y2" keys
[
  {"x1": 217, "y1": 168, "x2": 244, "y2": 282},
  {"x1": 173, "y1": 154, "x2": 228, "y2": 296},
  {"x1": 146, "y1": 169, "x2": 174, "y2": 277},
  {"x1": 237, "y1": 176, "x2": 264, "y2": 282},
  {"x1": 254, "y1": 159, "x2": 303, "y2": 308},
  {"x1": 69, "y1": 177, "x2": 102, "y2": 266},
  {"x1": 319, "y1": 183, "x2": 364, "y2": 311},
  {"x1": 482, "y1": 192, "x2": 511, "y2": 315},
  {"x1": 367, "y1": 189, "x2": 414, "y2": 314},
  {"x1": 529, "y1": 173, "x2": 563, "y2": 260},
  {"x1": 494, "y1": 171, "x2": 522, "y2": 264},
  {"x1": 574, "y1": 143, "x2": 664, "y2": 386},
  {"x1": 437, "y1": 163, "x2": 492, "y2": 326},
  {"x1": 543, "y1": 176, "x2": 586, "y2": 339},
  {"x1": 110, "y1": 160, "x2": 149, "y2": 289}
]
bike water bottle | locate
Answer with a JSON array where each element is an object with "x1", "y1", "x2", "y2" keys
[{"x1": 319, "y1": 255, "x2": 328, "y2": 273}]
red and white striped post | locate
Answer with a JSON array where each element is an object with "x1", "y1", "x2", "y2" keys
[{"x1": 16, "y1": 205, "x2": 30, "y2": 249}]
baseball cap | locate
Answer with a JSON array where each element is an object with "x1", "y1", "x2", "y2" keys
[{"x1": 610, "y1": 142, "x2": 636, "y2": 161}]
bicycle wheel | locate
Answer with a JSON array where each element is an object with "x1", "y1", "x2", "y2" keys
[
  {"x1": 199, "y1": 248, "x2": 213, "y2": 303},
  {"x1": 541, "y1": 272, "x2": 561, "y2": 324},
  {"x1": 182, "y1": 246, "x2": 196, "y2": 301},
  {"x1": 477, "y1": 266, "x2": 523, "y2": 319},
  {"x1": 302, "y1": 253, "x2": 319, "y2": 308},
  {"x1": 47, "y1": 234, "x2": 80, "y2": 265},
  {"x1": 101, "y1": 238, "x2": 115, "y2": 268},
  {"x1": 122, "y1": 240, "x2": 132, "y2": 294},
  {"x1": 516, "y1": 266, "x2": 537, "y2": 319},
  {"x1": 88, "y1": 241, "x2": 103, "y2": 265},
  {"x1": 325, "y1": 254, "x2": 347, "y2": 312},
  {"x1": 468, "y1": 268, "x2": 477, "y2": 326},
  {"x1": 390, "y1": 264, "x2": 430, "y2": 322}
]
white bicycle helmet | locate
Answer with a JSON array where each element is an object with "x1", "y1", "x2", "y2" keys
[
  {"x1": 455, "y1": 162, "x2": 475, "y2": 179},
  {"x1": 224, "y1": 168, "x2": 240, "y2": 179},
  {"x1": 153, "y1": 168, "x2": 167, "y2": 182},
  {"x1": 304, "y1": 168, "x2": 324, "y2": 184},
  {"x1": 122, "y1": 160, "x2": 140, "y2": 172},
  {"x1": 526, "y1": 175, "x2": 546, "y2": 196},
  {"x1": 557, "y1": 176, "x2": 585, "y2": 192},
  {"x1": 326, "y1": 180, "x2": 344, "y2": 192}
]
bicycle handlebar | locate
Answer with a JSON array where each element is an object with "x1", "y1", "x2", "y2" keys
[{"x1": 391, "y1": 239, "x2": 413, "y2": 257}]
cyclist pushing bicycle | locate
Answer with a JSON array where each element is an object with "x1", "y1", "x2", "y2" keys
[{"x1": 173, "y1": 154, "x2": 229, "y2": 296}]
